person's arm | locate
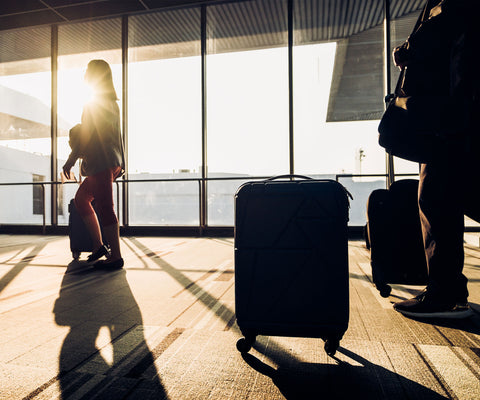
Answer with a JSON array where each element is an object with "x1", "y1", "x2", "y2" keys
[
  {"x1": 63, "y1": 106, "x2": 94, "y2": 178},
  {"x1": 63, "y1": 124, "x2": 83, "y2": 179}
]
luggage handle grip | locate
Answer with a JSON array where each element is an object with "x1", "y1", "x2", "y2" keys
[
  {"x1": 265, "y1": 174, "x2": 353, "y2": 200},
  {"x1": 266, "y1": 174, "x2": 313, "y2": 181}
]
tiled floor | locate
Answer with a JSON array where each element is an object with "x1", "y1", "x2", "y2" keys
[{"x1": 0, "y1": 234, "x2": 479, "y2": 399}]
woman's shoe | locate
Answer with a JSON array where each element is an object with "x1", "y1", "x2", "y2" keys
[
  {"x1": 87, "y1": 245, "x2": 109, "y2": 263},
  {"x1": 94, "y1": 258, "x2": 124, "y2": 270}
]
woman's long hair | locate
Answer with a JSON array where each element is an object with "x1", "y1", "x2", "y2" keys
[{"x1": 85, "y1": 59, "x2": 118, "y2": 100}]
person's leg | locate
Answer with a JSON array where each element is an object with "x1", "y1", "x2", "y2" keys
[
  {"x1": 91, "y1": 167, "x2": 123, "y2": 268},
  {"x1": 418, "y1": 161, "x2": 468, "y2": 302},
  {"x1": 74, "y1": 178, "x2": 105, "y2": 254},
  {"x1": 102, "y1": 223, "x2": 121, "y2": 261},
  {"x1": 393, "y1": 156, "x2": 472, "y2": 318}
]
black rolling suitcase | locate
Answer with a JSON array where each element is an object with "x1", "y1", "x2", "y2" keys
[
  {"x1": 68, "y1": 199, "x2": 98, "y2": 260},
  {"x1": 366, "y1": 179, "x2": 428, "y2": 297},
  {"x1": 234, "y1": 175, "x2": 351, "y2": 357}
]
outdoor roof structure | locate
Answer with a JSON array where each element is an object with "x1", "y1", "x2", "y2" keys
[{"x1": 0, "y1": 0, "x2": 425, "y2": 132}]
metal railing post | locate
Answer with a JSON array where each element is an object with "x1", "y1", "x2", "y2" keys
[{"x1": 41, "y1": 183, "x2": 46, "y2": 235}]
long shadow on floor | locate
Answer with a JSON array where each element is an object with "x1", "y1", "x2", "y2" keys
[
  {"x1": 0, "y1": 242, "x2": 48, "y2": 294},
  {"x1": 51, "y1": 262, "x2": 168, "y2": 399},
  {"x1": 242, "y1": 344, "x2": 448, "y2": 399}
]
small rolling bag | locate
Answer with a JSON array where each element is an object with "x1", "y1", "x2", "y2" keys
[
  {"x1": 366, "y1": 179, "x2": 428, "y2": 297},
  {"x1": 68, "y1": 199, "x2": 103, "y2": 260},
  {"x1": 234, "y1": 175, "x2": 351, "y2": 357}
]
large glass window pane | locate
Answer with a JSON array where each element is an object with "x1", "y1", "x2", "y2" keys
[
  {"x1": 294, "y1": 0, "x2": 386, "y2": 226},
  {"x1": 207, "y1": 0, "x2": 289, "y2": 226},
  {"x1": 129, "y1": 180, "x2": 199, "y2": 225},
  {"x1": 57, "y1": 19, "x2": 122, "y2": 225},
  {"x1": 0, "y1": 27, "x2": 51, "y2": 224},
  {"x1": 128, "y1": 9, "x2": 201, "y2": 226}
]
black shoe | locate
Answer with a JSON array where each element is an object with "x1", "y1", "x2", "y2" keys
[
  {"x1": 87, "y1": 245, "x2": 110, "y2": 263},
  {"x1": 94, "y1": 258, "x2": 124, "y2": 270},
  {"x1": 393, "y1": 290, "x2": 473, "y2": 319}
]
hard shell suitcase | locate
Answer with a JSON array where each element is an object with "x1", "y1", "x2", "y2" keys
[
  {"x1": 68, "y1": 199, "x2": 102, "y2": 260},
  {"x1": 234, "y1": 175, "x2": 351, "y2": 356},
  {"x1": 366, "y1": 179, "x2": 428, "y2": 297}
]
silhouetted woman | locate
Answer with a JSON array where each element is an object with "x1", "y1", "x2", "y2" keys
[{"x1": 63, "y1": 59, "x2": 125, "y2": 269}]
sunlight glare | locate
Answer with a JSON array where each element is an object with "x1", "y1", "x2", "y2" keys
[
  {"x1": 58, "y1": 67, "x2": 94, "y2": 125},
  {"x1": 96, "y1": 326, "x2": 114, "y2": 366}
]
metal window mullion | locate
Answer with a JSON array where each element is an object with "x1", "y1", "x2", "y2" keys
[
  {"x1": 51, "y1": 25, "x2": 58, "y2": 227},
  {"x1": 122, "y1": 15, "x2": 129, "y2": 227},
  {"x1": 201, "y1": 5, "x2": 207, "y2": 233},
  {"x1": 384, "y1": 0, "x2": 394, "y2": 187}
]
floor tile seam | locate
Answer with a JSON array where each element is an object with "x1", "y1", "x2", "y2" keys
[
  {"x1": 0, "y1": 236, "x2": 59, "y2": 250},
  {"x1": 167, "y1": 333, "x2": 243, "y2": 400},
  {"x1": 2, "y1": 252, "x2": 53, "y2": 264},
  {"x1": 161, "y1": 328, "x2": 220, "y2": 396},
  {"x1": 413, "y1": 343, "x2": 457, "y2": 399},
  {"x1": 450, "y1": 346, "x2": 480, "y2": 382},
  {"x1": 0, "y1": 272, "x2": 115, "y2": 317},
  {"x1": 4, "y1": 328, "x2": 72, "y2": 366},
  {"x1": 171, "y1": 260, "x2": 231, "y2": 299},
  {"x1": 377, "y1": 341, "x2": 415, "y2": 399},
  {"x1": 166, "y1": 277, "x2": 235, "y2": 328},
  {"x1": 0, "y1": 285, "x2": 72, "y2": 316},
  {"x1": 106, "y1": 326, "x2": 185, "y2": 379},
  {"x1": 64, "y1": 373, "x2": 113, "y2": 400},
  {"x1": 20, "y1": 372, "x2": 64, "y2": 400},
  {"x1": 65, "y1": 324, "x2": 142, "y2": 377},
  {"x1": 0, "y1": 267, "x2": 72, "y2": 302},
  {"x1": 151, "y1": 327, "x2": 198, "y2": 373},
  {"x1": 186, "y1": 281, "x2": 235, "y2": 330},
  {"x1": 189, "y1": 294, "x2": 232, "y2": 330},
  {"x1": 350, "y1": 284, "x2": 374, "y2": 343},
  {"x1": 458, "y1": 329, "x2": 480, "y2": 348},
  {"x1": 0, "y1": 275, "x2": 86, "y2": 310}
]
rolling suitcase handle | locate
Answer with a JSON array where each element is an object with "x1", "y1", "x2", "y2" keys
[
  {"x1": 266, "y1": 174, "x2": 313, "y2": 181},
  {"x1": 266, "y1": 175, "x2": 353, "y2": 200}
]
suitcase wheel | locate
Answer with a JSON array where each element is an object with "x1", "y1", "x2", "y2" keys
[
  {"x1": 376, "y1": 283, "x2": 392, "y2": 298},
  {"x1": 236, "y1": 335, "x2": 256, "y2": 353},
  {"x1": 324, "y1": 338, "x2": 340, "y2": 357},
  {"x1": 72, "y1": 250, "x2": 81, "y2": 260}
]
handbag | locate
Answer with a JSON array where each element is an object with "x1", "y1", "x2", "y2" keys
[{"x1": 378, "y1": 63, "x2": 469, "y2": 164}]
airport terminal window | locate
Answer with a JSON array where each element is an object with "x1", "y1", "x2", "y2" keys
[
  {"x1": 206, "y1": 0, "x2": 289, "y2": 226},
  {"x1": 0, "y1": 26, "x2": 51, "y2": 225},
  {"x1": 293, "y1": 0, "x2": 387, "y2": 225},
  {"x1": 0, "y1": 0, "x2": 453, "y2": 231},
  {"x1": 128, "y1": 8, "x2": 202, "y2": 225},
  {"x1": 57, "y1": 19, "x2": 122, "y2": 225}
]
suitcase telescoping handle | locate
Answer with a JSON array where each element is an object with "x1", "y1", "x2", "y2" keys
[{"x1": 266, "y1": 174, "x2": 353, "y2": 200}]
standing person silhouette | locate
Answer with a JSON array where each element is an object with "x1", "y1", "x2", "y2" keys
[
  {"x1": 392, "y1": 0, "x2": 480, "y2": 318},
  {"x1": 63, "y1": 59, "x2": 125, "y2": 269}
]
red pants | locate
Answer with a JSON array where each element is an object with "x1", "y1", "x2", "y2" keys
[{"x1": 74, "y1": 166, "x2": 121, "y2": 226}]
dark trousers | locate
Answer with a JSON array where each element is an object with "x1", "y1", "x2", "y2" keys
[{"x1": 418, "y1": 153, "x2": 480, "y2": 301}]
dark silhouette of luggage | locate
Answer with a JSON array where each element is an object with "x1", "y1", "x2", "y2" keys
[
  {"x1": 366, "y1": 179, "x2": 428, "y2": 297},
  {"x1": 234, "y1": 175, "x2": 351, "y2": 357},
  {"x1": 68, "y1": 199, "x2": 103, "y2": 260}
]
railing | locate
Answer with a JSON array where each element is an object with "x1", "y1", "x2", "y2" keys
[
  {"x1": 0, "y1": 176, "x2": 272, "y2": 234},
  {"x1": 335, "y1": 173, "x2": 419, "y2": 181},
  {"x1": 0, "y1": 173, "x2": 430, "y2": 235}
]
